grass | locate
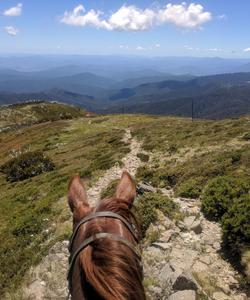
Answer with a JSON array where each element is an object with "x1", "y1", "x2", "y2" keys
[{"x1": 0, "y1": 109, "x2": 129, "y2": 297}]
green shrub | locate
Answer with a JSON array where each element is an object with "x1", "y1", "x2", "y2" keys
[
  {"x1": 136, "y1": 166, "x2": 176, "y2": 188},
  {"x1": 1, "y1": 151, "x2": 55, "y2": 182},
  {"x1": 231, "y1": 151, "x2": 242, "y2": 164},
  {"x1": 135, "y1": 193, "x2": 180, "y2": 237},
  {"x1": 242, "y1": 132, "x2": 250, "y2": 141},
  {"x1": 176, "y1": 177, "x2": 204, "y2": 199},
  {"x1": 137, "y1": 153, "x2": 150, "y2": 162},
  {"x1": 201, "y1": 176, "x2": 249, "y2": 221},
  {"x1": 100, "y1": 179, "x2": 119, "y2": 199},
  {"x1": 221, "y1": 194, "x2": 250, "y2": 252}
]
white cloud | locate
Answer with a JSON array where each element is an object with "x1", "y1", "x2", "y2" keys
[
  {"x1": 184, "y1": 45, "x2": 200, "y2": 51},
  {"x1": 158, "y1": 3, "x2": 212, "y2": 29},
  {"x1": 60, "y1": 3, "x2": 212, "y2": 31},
  {"x1": 217, "y1": 14, "x2": 226, "y2": 20},
  {"x1": 60, "y1": 4, "x2": 106, "y2": 28},
  {"x1": 5, "y1": 26, "x2": 19, "y2": 36},
  {"x1": 136, "y1": 46, "x2": 146, "y2": 51},
  {"x1": 119, "y1": 45, "x2": 129, "y2": 49},
  {"x1": 209, "y1": 48, "x2": 223, "y2": 52},
  {"x1": 155, "y1": 43, "x2": 161, "y2": 48},
  {"x1": 244, "y1": 48, "x2": 250, "y2": 52},
  {"x1": 3, "y1": 3, "x2": 22, "y2": 16}
]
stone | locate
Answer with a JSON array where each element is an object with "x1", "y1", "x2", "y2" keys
[
  {"x1": 169, "y1": 249, "x2": 198, "y2": 272},
  {"x1": 159, "y1": 263, "x2": 173, "y2": 283},
  {"x1": 164, "y1": 217, "x2": 175, "y2": 229},
  {"x1": 153, "y1": 242, "x2": 171, "y2": 251},
  {"x1": 213, "y1": 242, "x2": 221, "y2": 250},
  {"x1": 160, "y1": 230, "x2": 175, "y2": 242},
  {"x1": 184, "y1": 216, "x2": 196, "y2": 228},
  {"x1": 199, "y1": 255, "x2": 211, "y2": 265},
  {"x1": 137, "y1": 182, "x2": 156, "y2": 194},
  {"x1": 177, "y1": 221, "x2": 186, "y2": 231},
  {"x1": 168, "y1": 290, "x2": 196, "y2": 300},
  {"x1": 193, "y1": 261, "x2": 208, "y2": 272},
  {"x1": 212, "y1": 291, "x2": 232, "y2": 300},
  {"x1": 190, "y1": 220, "x2": 202, "y2": 234},
  {"x1": 171, "y1": 271, "x2": 198, "y2": 291}
]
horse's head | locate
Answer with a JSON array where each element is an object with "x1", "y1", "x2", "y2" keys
[{"x1": 67, "y1": 171, "x2": 145, "y2": 300}]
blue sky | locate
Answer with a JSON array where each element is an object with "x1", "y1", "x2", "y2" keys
[{"x1": 0, "y1": 0, "x2": 250, "y2": 57}]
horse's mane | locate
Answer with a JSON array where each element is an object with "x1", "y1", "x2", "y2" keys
[{"x1": 78, "y1": 197, "x2": 145, "y2": 300}]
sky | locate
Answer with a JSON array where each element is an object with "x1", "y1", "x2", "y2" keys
[{"x1": 0, "y1": 0, "x2": 250, "y2": 57}]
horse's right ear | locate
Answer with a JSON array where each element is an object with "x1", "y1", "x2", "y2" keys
[
  {"x1": 68, "y1": 175, "x2": 90, "y2": 215},
  {"x1": 115, "y1": 171, "x2": 136, "y2": 207}
]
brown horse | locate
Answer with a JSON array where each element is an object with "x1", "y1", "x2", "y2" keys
[{"x1": 67, "y1": 171, "x2": 146, "y2": 300}]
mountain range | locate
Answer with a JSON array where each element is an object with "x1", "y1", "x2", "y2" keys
[{"x1": 0, "y1": 55, "x2": 250, "y2": 119}]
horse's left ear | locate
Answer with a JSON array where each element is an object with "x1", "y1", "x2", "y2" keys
[
  {"x1": 115, "y1": 171, "x2": 136, "y2": 207},
  {"x1": 68, "y1": 175, "x2": 90, "y2": 215}
]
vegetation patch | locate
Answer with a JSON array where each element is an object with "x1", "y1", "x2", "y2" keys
[
  {"x1": 176, "y1": 177, "x2": 204, "y2": 199},
  {"x1": 136, "y1": 153, "x2": 150, "y2": 162},
  {"x1": 221, "y1": 194, "x2": 250, "y2": 252},
  {"x1": 0, "y1": 113, "x2": 129, "y2": 297},
  {"x1": 201, "y1": 175, "x2": 249, "y2": 221},
  {"x1": 1, "y1": 151, "x2": 55, "y2": 182},
  {"x1": 100, "y1": 179, "x2": 119, "y2": 199},
  {"x1": 134, "y1": 192, "x2": 181, "y2": 237}
]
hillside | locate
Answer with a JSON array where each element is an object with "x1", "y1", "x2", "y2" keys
[
  {"x1": 0, "y1": 102, "x2": 249, "y2": 300},
  {"x1": 103, "y1": 73, "x2": 250, "y2": 119},
  {"x1": 0, "y1": 101, "x2": 92, "y2": 131},
  {"x1": 1, "y1": 70, "x2": 250, "y2": 119}
]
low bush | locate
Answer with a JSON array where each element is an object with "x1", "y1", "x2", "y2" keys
[
  {"x1": 135, "y1": 193, "x2": 181, "y2": 237},
  {"x1": 201, "y1": 176, "x2": 249, "y2": 221},
  {"x1": 136, "y1": 166, "x2": 176, "y2": 188},
  {"x1": 176, "y1": 177, "x2": 204, "y2": 199},
  {"x1": 1, "y1": 151, "x2": 55, "y2": 182},
  {"x1": 221, "y1": 194, "x2": 250, "y2": 252},
  {"x1": 137, "y1": 153, "x2": 150, "y2": 162},
  {"x1": 242, "y1": 132, "x2": 250, "y2": 141}
]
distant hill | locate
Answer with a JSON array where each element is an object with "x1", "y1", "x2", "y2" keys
[
  {"x1": 0, "y1": 89, "x2": 98, "y2": 110},
  {"x1": 102, "y1": 72, "x2": 250, "y2": 119},
  {"x1": 1, "y1": 55, "x2": 250, "y2": 76},
  {"x1": 103, "y1": 85, "x2": 250, "y2": 119},
  {"x1": 0, "y1": 101, "x2": 90, "y2": 131},
  {"x1": 1, "y1": 66, "x2": 250, "y2": 119}
]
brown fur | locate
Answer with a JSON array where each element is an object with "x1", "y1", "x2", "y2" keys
[{"x1": 68, "y1": 171, "x2": 146, "y2": 300}]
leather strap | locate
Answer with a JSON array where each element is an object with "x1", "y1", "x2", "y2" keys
[{"x1": 68, "y1": 211, "x2": 138, "y2": 251}]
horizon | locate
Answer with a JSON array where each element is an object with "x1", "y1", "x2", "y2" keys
[{"x1": 0, "y1": 1, "x2": 250, "y2": 58}]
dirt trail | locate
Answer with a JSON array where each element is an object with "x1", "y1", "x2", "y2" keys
[
  {"x1": 22, "y1": 128, "x2": 143, "y2": 300},
  {"x1": 87, "y1": 128, "x2": 142, "y2": 206}
]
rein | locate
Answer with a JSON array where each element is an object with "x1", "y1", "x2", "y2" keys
[{"x1": 67, "y1": 211, "x2": 141, "y2": 299}]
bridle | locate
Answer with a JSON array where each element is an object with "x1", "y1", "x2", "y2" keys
[{"x1": 67, "y1": 211, "x2": 141, "y2": 299}]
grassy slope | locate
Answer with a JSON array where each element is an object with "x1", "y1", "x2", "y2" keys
[
  {"x1": 0, "y1": 106, "x2": 129, "y2": 296},
  {"x1": 0, "y1": 104, "x2": 249, "y2": 295},
  {"x1": 0, "y1": 101, "x2": 90, "y2": 130}
]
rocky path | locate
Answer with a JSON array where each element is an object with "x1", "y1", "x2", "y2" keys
[
  {"x1": 142, "y1": 187, "x2": 248, "y2": 300},
  {"x1": 87, "y1": 128, "x2": 142, "y2": 206},
  {"x1": 23, "y1": 128, "x2": 143, "y2": 300}
]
